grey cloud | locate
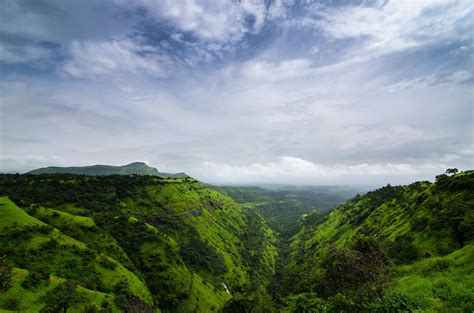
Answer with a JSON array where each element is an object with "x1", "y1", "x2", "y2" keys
[{"x1": 0, "y1": 0, "x2": 472, "y2": 186}]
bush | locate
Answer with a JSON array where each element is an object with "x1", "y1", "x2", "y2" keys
[
  {"x1": 282, "y1": 293, "x2": 331, "y2": 312},
  {"x1": 0, "y1": 256, "x2": 12, "y2": 292},
  {"x1": 21, "y1": 271, "x2": 46, "y2": 289},
  {"x1": 2, "y1": 297, "x2": 21, "y2": 310},
  {"x1": 370, "y1": 290, "x2": 422, "y2": 312},
  {"x1": 40, "y1": 280, "x2": 86, "y2": 313},
  {"x1": 320, "y1": 237, "x2": 390, "y2": 310},
  {"x1": 99, "y1": 255, "x2": 117, "y2": 270}
]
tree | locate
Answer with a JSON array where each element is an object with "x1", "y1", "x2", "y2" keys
[
  {"x1": 40, "y1": 280, "x2": 86, "y2": 313},
  {"x1": 446, "y1": 168, "x2": 459, "y2": 175},
  {"x1": 438, "y1": 198, "x2": 473, "y2": 249},
  {"x1": 0, "y1": 256, "x2": 13, "y2": 292},
  {"x1": 222, "y1": 289, "x2": 275, "y2": 313},
  {"x1": 320, "y1": 238, "x2": 389, "y2": 310}
]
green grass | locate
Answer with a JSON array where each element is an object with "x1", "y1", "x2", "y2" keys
[
  {"x1": 387, "y1": 243, "x2": 474, "y2": 312},
  {"x1": 0, "y1": 268, "x2": 121, "y2": 313},
  {"x1": 0, "y1": 268, "x2": 62, "y2": 312},
  {"x1": 0, "y1": 197, "x2": 46, "y2": 229},
  {"x1": 35, "y1": 207, "x2": 95, "y2": 228},
  {"x1": 94, "y1": 254, "x2": 153, "y2": 303}
]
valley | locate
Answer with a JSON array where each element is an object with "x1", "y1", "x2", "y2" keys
[{"x1": 0, "y1": 169, "x2": 473, "y2": 312}]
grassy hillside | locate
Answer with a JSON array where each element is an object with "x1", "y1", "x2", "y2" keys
[
  {"x1": 1, "y1": 170, "x2": 472, "y2": 312},
  {"x1": 0, "y1": 174, "x2": 277, "y2": 312},
  {"x1": 276, "y1": 170, "x2": 474, "y2": 311}
]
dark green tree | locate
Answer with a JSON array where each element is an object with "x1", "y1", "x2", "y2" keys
[
  {"x1": 0, "y1": 256, "x2": 13, "y2": 292},
  {"x1": 438, "y1": 199, "x2": 473, "y2": 248},
  {"x1": 40, "y1": 280, "x2": 86, "y2": 313},
  {"x1": 446, "y1": 168, "x2": 459, "y2": 175},
  {"x1": 320, "y1": 238, "x2": 389, "y2": 311}
]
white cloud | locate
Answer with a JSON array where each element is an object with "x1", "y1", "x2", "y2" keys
[
  {"x1": 62, "y1": 38, "x2": 168, "y2": 78},
  {"x1": 318, "y1": 0, "x2": 473, "y2": 56},
  {"x1": 120, "y1": 0, "x2": 284, "y2": 43},
  {"x1": 386, "y1": 70, "x2": 474, "y2": 92},
  {"x1": 200, "y1": 156, "x2": 448, "y2": 184},
  {"x1": 240, "y1": 59, "x2": 314, "y2": 81}
]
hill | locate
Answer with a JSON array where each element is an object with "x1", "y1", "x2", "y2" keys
[
  {"x1": 27, "y1": 162, "x2": 189, "y2": 178},
  {"x1": 273, "y1": 170, "x2": 474, "y2": 311},
  {"x1": 214, "y1": 185, "x2": 356, "y2": 237},
  {"x1": 1, "y1": 170, "x2": 472, "y2": 312},
  {"x1": 0, "y1": 174, "x2": 276, "y2": 312}
]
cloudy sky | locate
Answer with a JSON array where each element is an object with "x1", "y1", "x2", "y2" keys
[{"x1": 0, "y1": 0, "x2": 473, "y2": 186}]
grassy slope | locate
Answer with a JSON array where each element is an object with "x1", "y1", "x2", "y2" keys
[
  {"x1": 0, "y1": 197, "x2": 151, "y2": 312},
  {"x1": 0, "y1": 175, "x2": 277, "y2": 312},
  {"x1": 388, "y1": 243, "x2": 474, "y2": 312},
  {"x1": 285, "y1": 171, "x2": 474, "y2": 311}
]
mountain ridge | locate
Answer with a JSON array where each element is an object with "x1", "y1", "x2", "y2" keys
[{"x1": 27, "y1": 162, "x2": 189, "y2": 178}]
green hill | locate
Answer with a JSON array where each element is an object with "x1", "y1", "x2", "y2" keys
[
  {"x1": 274, "y1": 170, "x2": 474, "y2": 312},
  {"x1": 27, "y1": 162, "x2": 189, "y2": 178},
  {"x1": 1, "y1": 170, "x2": 472, "y2": 312},
  {"x1": 0, "y1": 174, "x2": 276, "y2": 312},
  {"x1": 214, "y1": 185, "x2": 356, "y2": 237}
]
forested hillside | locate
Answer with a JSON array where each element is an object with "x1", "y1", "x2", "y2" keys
[
  {"x1": 214, "y1": 186, "x2": 356, "y2": 237},
  {"x1": 273, "y1": 170, "x2": 474, "y2": 312},
  {"x1": 0, "y1": 170, "x2": 473, "y2": 312},
  {"x1": 0, "y1": 174, "x2": 277, "y2": 312}
]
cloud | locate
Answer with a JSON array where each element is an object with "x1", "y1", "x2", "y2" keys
[
  {"x1": 1, "y1": 0, "x2": 472, "y2": 186},
  {"x1": 239, "y1": 59, "x2": 314, "y2": 81},
  {"x1": 199, "y1": 156, "x2": 449, "y2": 185},
  {"x1": 385, "y1": 70, "x2": 474, "y2": 92},
  {"x1": 317, "y1": 0, "x2": 473, "y2": 57},
  {"x1": 61, "y1": 38, "x2": 169, "y2": 78},
  {"x1": 123, "y1": 0, "x2": 284, "y2": 43},
  {"x1": 0, "y1": 44, "x2": 53, "y2": 65}
]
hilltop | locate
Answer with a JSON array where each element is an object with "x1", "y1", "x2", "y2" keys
[{"x1": 27, "y1": 162, "x2": 189, "y2": 178}]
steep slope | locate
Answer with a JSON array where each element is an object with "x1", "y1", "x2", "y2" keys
[
  {"x1": 215, "y1": 185, "x2": 356, "y2": 237},
  {"x1": 27, "y1": 162, "x2": 189, "y2": 178},
  {"x1": 0, "y1": 174, "x2": 277, "y2": 312},
  {"x1": 278, "y1": 171, "x2": 474, "y2": 311}
]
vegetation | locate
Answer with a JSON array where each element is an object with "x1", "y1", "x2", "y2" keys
[
  {"x1": 0, "y1": 174, "x2": 276, "y2": 312},
  {"x1": 215, "y1": 185, "x2": 356, "y2": 237},
  {"x1": 276, "y1": 170, "x2": 474, "y2": 312},
  {"x1": 0, "y1": 169, "x2": 472, "y2": 312}
]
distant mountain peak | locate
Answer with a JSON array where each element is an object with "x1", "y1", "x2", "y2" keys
[{"x1": 27, "y1": 162, "x2": 189, "y2": 178}]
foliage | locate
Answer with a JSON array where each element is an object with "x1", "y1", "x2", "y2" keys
[
  {"x1": 214, "y1": 185, "x2": 356, "y2": 237},
  {"x1": 0, "y1": 170, "x2": 472, "y2": 312},
  {"x1": 280, "y1": 293, "x2": 331, "y2": 312},
  {"x1": 40, "y1": 280, "x2": 86, "y2": 313},
  {"x1": 0, "y1": 173, "x2": 277, "y2": 312},
  {"x1": 280, "y1": 170, "x2": 474, "y2": 312},
  {"x1": 320, "y1": 238, "x2": 390, "y2": 310},
  {"x1": 222, "y1": 289, "x2": 275, "y2": 313},
  {"x1": 0, "y1": 256, "x2": 13, "y2": 292}
]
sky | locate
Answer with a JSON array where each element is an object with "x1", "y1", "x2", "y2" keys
[{"x1": 0, "y1": 0, "x2": 473, "y2": 186}]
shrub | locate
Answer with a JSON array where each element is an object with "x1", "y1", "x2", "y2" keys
[
  {"x1": 21, "y1": 270, "x2": 46, "y2": 289},
  {"x1": 99, "y1": 255, "x2": 117, "y2": 270},
  {"x1": 321, "y1": 237, "x2": 390, "y2": 310},
  {"x1": 2, "y1": 296, "x2": 21, "y2": 310},
  {"x1": 0, "y1": 256, "x2": 12, "y2": 292}
]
